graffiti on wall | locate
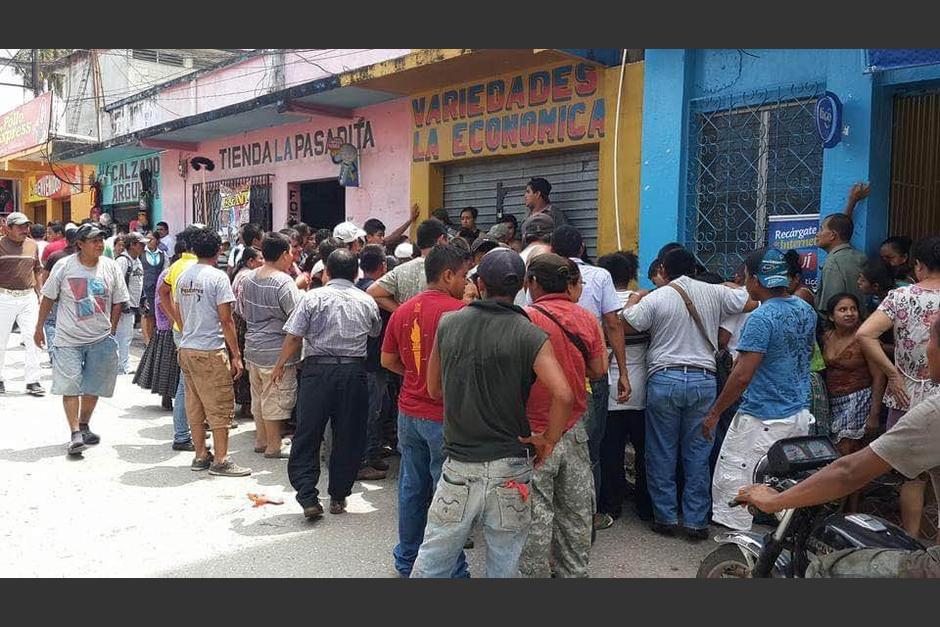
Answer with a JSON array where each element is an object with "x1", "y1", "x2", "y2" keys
[{"x1": 411, "y1": 62, "x2": 606, "y2": 162}]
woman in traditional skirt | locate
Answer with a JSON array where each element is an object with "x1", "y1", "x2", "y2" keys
[
  {"x1": 232, "y1": 246, "x2": 263, "y2": 420},
  {"x1": 822, "y1": 292, "x2": 886, "y2": 511},
  {"x1": 133, "y1": 261, "x2": 179, "y2": 410}
]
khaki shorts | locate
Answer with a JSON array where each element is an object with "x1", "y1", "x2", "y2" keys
[
  {"x1": 178, "y1": 348, "x2": 235, "y2": 430},
  {"x1": 248, "y1": 362, "x2": 297, "y2": 422}
]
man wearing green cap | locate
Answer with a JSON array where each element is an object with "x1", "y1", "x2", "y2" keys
[{"x1": 703, "y1": 247, "x2": 818, "y2": 530}]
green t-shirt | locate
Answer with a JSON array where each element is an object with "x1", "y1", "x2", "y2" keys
[{"x1": 435, "y1": 299, "x2": 548, "y2": 463}]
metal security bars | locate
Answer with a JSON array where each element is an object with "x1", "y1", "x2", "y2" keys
[
  {"x1": 686, "y1": 84, "x2": 823, "y2": 279},
  {"x1": 890, "y1": 92, "x2": 940, "y2": 241},
  {"x1": 192, "y1": 174, "x2": 274, "y2": 233}
]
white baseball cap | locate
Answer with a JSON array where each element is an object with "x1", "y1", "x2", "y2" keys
[
  {"x1": 311, "y1": 259, "x2": 325, "y2": 275},
  {"x1": 394, "y1": 242, "x2": 414, "y2": 259},
  {"x1": 4, "y1": 212, "x2": 30, "y2": 227},
  {"x1": 333, "y1": 221, "x2": 366, "y2": 244}
]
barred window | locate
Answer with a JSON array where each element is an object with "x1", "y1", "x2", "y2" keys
[{"x1": 687, "y1": 86, "x2": 823, "y2": 279}]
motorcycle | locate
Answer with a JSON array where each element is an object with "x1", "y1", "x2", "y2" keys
[{"x1": 698, "y1": 435, "x2": 924, "y2": 578}]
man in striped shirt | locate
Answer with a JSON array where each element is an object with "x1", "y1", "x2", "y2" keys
[{"x1": 240, "y1": 232, "x2": 303, "y2": 458}]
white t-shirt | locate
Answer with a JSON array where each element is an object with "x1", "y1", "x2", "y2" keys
[
  {"x1": 41, "y1": 254, "x2": 130, "y2": 348},
  {"x1": 720, "y1": 288, "x2": 751, "y2": 359},
  {"x1": 177, "y1": 263, "x2": 236, "y2": 351},
  {"x1": 622, "y1": 275, "x2": 748, "y2": 375},
  {"x1": 609, "y1": 290, "x2": 648, "y2": 411}
]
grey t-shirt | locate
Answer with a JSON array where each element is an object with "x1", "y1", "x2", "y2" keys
[
  {"x1": 375, "y1": 256, "x2": 426, "y2": 304},
  {"x1": 622, "y1": 274, "x2": 748, "y2": 374},
  {"x1": 177, "y1": 263, "x2": 236, "y2": 351},
  {"x1": 870, "y1": 394, "x2": 940, "y2": 508},
  {"x1": 241, "y1": 270, "x2": 303, "y2": 367},
  {"x1": 41, "y1": 254, "x2": 130, "y2": 348},
  {"x1": 115, "y1": 253, "x2": 144, "y2": 309}
]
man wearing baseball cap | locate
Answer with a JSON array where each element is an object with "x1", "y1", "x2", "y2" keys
[
  {"x1": 114, "y1": 232, "x2": 149, "y2": 374},
  {"x1": 0, "y1": 213, "x2": 45, "y2": 396},
  {"x1": 703, "y1": 247, "x2": 818, "y2": 531},
  {"x1": 410, "y1": 248, "x2": 573, "y2": 578},
  {"x1": 333, "y1": 221, "x2": 366, "y2": 255},
  {"x1": 36, "y1": 223, "x2": 130, "y2": 455}
]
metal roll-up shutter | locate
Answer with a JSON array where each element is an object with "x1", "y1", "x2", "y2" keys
[{"x1": 442, "y1": 148, "x2": 600, "y2": 257}]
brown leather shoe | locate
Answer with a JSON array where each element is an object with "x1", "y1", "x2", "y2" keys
[
  {"x1": 303, "y1": 503, "x2": 324, "y2": 520},
  {"x1": 329, "y1": 499, "x2": 346, "y2": 514},
  {"x1": 357, "y1": 466, "x2": 387, "y2": 481}
]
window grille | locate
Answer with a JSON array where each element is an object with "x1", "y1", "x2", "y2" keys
[
  {"x1": 192, "y1": 174, "x2": 274, "y2": 234},
  {"x1": 686, "y1": 84, "x2": 823, "y2": 279}
]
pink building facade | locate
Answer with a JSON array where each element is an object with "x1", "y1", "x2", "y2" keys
[{"x1": 157, "y1": 97, "x2": 413, "y2": 235}]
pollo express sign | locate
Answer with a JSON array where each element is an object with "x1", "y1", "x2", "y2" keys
[
  {"x1": 0, "y1": 92, "x2": 52, "y2": 159},
  {"x1": 411, "y1": 62, "x2": 606, "y2": 162}
]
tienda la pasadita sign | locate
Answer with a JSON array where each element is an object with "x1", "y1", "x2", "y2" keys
[{"x1": 0, "y1": 92, "x2": 52, "y2": 159}]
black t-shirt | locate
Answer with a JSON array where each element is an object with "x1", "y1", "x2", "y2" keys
[
  {"x1": 356, "y1": 276, "x2": 389, "y2": 372},
  {"x1": 435, "y1": 299, "x2": 548, "y2": 462}
]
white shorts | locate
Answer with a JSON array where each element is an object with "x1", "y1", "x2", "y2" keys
[{"x1": 711, "y1": 409, "x2": 815, "y2": 531}]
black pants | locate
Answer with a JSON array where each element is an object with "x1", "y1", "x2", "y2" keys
[
  {"x1": 599, "y1": 409, "x2": 652, "y2": 520},
  {"x1": 288, "y1": 361, "x2": 368, "y2": 507}
]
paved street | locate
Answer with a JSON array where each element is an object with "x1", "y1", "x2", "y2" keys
[{"x1": 0, "y1": 330, "x2": 713, "y2": 577}]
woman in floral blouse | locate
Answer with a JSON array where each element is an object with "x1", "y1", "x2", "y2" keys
[{"x1": 858, "y1": 236, "x2": 940, "y2": 539}]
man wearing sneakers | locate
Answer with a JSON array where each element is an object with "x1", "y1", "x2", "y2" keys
[
  {"x1": 176, "y1": 227, "x2": 250, "y2": 477},
  {"x1": 0, "y1": 212, "x2": 45, "y2": 396},
  {"x1": 35, "y1": 223, "x2": 129, "y2": 454}
]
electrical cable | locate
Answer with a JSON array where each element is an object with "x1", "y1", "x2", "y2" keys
[{"x1": 613, "y1": 48, "x2": 627, "y2": 251}]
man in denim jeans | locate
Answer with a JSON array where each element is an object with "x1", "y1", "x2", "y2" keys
[
  {"x1": 622, "y1": 248, "x2": 749, "y2": 540},
  {"x1": 380, "y1": 244, "x2": 471, "y2": 577},
  {"x1": 410, "y1": 248, "x2": 572, "y2": 578}
]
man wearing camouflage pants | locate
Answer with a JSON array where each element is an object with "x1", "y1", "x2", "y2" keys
[{"x1": 518, "y1": 254, "x2": 608, "y2": 577}]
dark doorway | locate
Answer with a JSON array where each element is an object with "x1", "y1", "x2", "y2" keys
[
  {"x1": 890, "y1": 91, "x2": 940, "y2": 240},
  {"x1": 300, "y1": 180, "x2": 345, "y2": 231}
]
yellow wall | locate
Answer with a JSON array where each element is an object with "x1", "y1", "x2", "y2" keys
[
  {"x1": 597, "y1": 62, "x2": 643, "y2": 255},
  {"x1": 408, "y1": 59, "x2": 643, "y2": 256}
]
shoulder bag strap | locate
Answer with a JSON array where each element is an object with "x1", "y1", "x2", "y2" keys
[
  {"x1": 666, "y1": 282, "x2": 719, "y2": 354},
  {"x1": 530, "y1": 304, "x2": 591, "y2": 364}
]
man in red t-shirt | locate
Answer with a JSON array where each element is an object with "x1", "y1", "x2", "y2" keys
[
  {"x1": 381, "y1": 243, "x2": 471, "y2": 578},
  {"x1": 520, "y1": 252, "x2": 607, "y2": 578}
]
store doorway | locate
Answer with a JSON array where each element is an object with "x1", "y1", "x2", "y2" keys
[
  {"x1": 299, "y1": 179, "x2": 345, "y2": 231},
  {"x1": 890, "y1": 91, "x2": 940, "y2": 240},
  {"x1": 27, "y1": 202, "x2": 47, "y2": 226}
]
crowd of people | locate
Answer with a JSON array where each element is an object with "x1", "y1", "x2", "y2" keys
[{"x1": 1, "y1": 175, "x2": 939, "y2": 577}]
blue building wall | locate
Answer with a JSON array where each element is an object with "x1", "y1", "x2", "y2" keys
[{"x1": 637, "y1": 48, "x2": 940, "y2": 287}]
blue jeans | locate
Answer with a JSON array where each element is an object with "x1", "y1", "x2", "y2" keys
[
  {"x1": 49, "y1": 335, "x2": 120, "y2": 398},
  {"x1": 115, "y1": 312, "x2": 135, "y2": 374},
  {"x1": 363, "y1": 370, "x2": 388, "y2": 462},
  {"x1": 393, "y1": 412, "x2": 469, "y2": 577},
  {"x1": 44, "y1": 319, "x2": 56, "y2": 362},
  {"x1": 412, "y1": 456, "x2": 532, "y2": 578},
  {"x1": 172, "y1": 330, "x2": 190, "y2": 444},
  {"x1": 644, "y1": 369, "x2": 716, "y2": 530},
  {"x1": 586, "y1": 377, "x2": 609, "y2": 503}
]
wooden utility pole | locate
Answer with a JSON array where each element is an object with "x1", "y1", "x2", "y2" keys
[{"x1": 31, "y1": 49, "x2": 41, "y2": 95}]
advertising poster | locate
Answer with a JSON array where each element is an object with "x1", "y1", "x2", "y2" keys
[
  {"x1": 767, "y1": 213, "x2": 820, "y2": 290},
  {"x1": 219, "y1": 182, "x2": 251, "y2": 242}
]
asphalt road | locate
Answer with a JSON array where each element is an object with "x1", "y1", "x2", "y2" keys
[{"x1": 0, "y1": 331, "x2": 714, "y2": 577}]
